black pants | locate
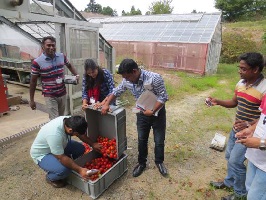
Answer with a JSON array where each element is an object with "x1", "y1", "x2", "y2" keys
[{"x1": 136, "y1": 106, "x2": 166, "y2": 164}]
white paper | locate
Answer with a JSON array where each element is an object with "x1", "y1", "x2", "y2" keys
[
  {"x1": 210, "y1": 133, "x2": 226, "y2": 151},
  {"x1": 136, "y1": 90, "x2": 160, "y2": 116}
]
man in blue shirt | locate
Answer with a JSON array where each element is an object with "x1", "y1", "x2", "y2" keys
[
  {"x1": 30, "y1": 115, "x2": 101, "y2": 188},
  {"x1": 101, "y1": 58, "x2": 168, "y2": 177}
]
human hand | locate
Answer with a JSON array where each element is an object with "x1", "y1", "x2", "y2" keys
[
  {"x1": 93, "y1": 101, "x2": 103, "y2": 110},
  {"x1": 235, "y1": 127, "x2": 254, "y2": 139},
  {"x1": 205, "y1": 97, "x2": 217, "y2": 107},
  {"x1": 143, "y1": 109, "x2": 153, "y2": 116},
  {"x1": 30, "y1": 101, "x2": 36, "y2": 110},
  {"x1": 235, "y1": 137, "x2": 260, "y2": 148},
  {"x1": 101, "y1": 104, "x2": 110, "y2": 115},
  {"x1": 79, "y1": 167, "x2": 98, "y2": 181},
  {"x1": 91, "y1": 142, "x2": 102, "y2": 153},
  {"x1": 234, "y1": 120, "x2": 249, "y2": 131},
  {"x1": 75, "y1": 75, "x2": 80, "y2": 84},
  {"x1": 82, "y1": 103, "x2": 89, "y2": 110}
]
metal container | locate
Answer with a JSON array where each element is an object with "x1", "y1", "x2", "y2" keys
[{"x1": 84, "y1": 106, "x2": 127, "y2": 159}]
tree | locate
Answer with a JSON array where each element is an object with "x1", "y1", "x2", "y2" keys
[
  {"x1": 122, "y1": 6, "x2": 142, "y2": 16},
  {"x1": 149, "y1": 0, "x2": 174, "y2": 15},
  {"x1": 85, "y1": 0, "x2": 102, "y2": 13},
  {"x1": 101, "y1": 6, "x2": 117, "y2": 16},
  {"x1": 215, "y1": 0, "x2": 266, "y2": 21}
]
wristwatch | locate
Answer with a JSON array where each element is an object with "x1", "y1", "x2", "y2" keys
[{"x1": 259, "y1": 139, "x2": 266, "y2": 151}]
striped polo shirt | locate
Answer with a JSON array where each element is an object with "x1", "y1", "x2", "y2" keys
[
  {"x1": 31, "y1": 53, "x2": 69, "y2": 97},
  {"x1": 113, "y1": 69, "x2": 168, "y2": 103},
  {"x1": 235, "y1": 75, "x2": 266, "y2": 124}
]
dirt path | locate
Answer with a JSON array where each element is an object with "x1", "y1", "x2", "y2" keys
[{"x1": 0, "y1": 89, "x2": 231, "y2": 200}]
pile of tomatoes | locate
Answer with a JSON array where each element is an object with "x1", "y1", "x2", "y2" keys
[
  {"x1": 82, "y1": 136, "x2": 119, "y2": 181},
  {"x1": 97, "y1": 136, "x2": 117, "y2": 159},
  {"x1": 84, "y1": 157, "x2": 117, "y2": 181}
]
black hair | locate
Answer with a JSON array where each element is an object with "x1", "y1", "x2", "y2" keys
[
  {"x1": 118, "y1": 58, "x2": 139, "y2": 74},
  {"x1": 64, "y1": 116, "x2": 87, "y2": 135},
  {"x1": 239, "y1": 52, "x2": 265, "y2": 72},
  {"x1": 42, "y1": 36, "x2": 56, "y2": 45},
  {"x1": 84, "y1": 59, "x2": 104, "y2": 89}
]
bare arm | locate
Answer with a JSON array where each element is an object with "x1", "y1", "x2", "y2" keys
[
  {"x1": 235, "y1": 137, "x2": 261, "y2": 148},
  {"x1": 54, "y1": 154, "x2": 92, "y2": 180},
  {"x1": 29, "y1": 74, "x2": 38, "y2": 110},
  {"x1": 77, "y1": 134, "x2": 102, "y2": 152},
  {"x1": 208, "y1": 94, "x2": 238, "y2": 108},
  {"x1": 66, "y1": 63, "x2": 79, "y2": 83},
  {"x1": 234, "y1": 119, "x2": 259, "y2": 132},
  {"x1": 82, "y1": 99, "x2": 89, "y2": 110},
  {"x1": 235, "y1": 120, "x2": 258, "y2": 139},
  {"x1": 143, "y1": 101, "x2": 164, "y2": 116},
  {"x1": 101, "y1": 94, "x2": 116, "y2": 115},
  {"x1": 66, "y1": 63, "x2": 78, "y2": 76}
]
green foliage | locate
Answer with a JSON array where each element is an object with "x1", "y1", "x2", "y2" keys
[
  {"x1": 220, "y1": 32, "x2": 258, "y2": 63},
  {"x1": 149, "y1": 0, "x2": 174, "y2": 15},
  {"x1": 261, "y1": 32, "x2": 266, "y2": 55},
  {"x1": 101, "y1": 6, "x2": 117, "y2": 16},
  {"x1": 85, "y1": 0, "x2": 102, "y2": 13},
  {"x1": 122, "y1": 6, "x2": 142, "y2": 16},
  {"x1": 166, "y1": 72, "x2": 219, "y2": 101},
  {"x1": 226, "y1": 19, "x2": 266, "y2": 29},
  {"x1": 262, "y1": 32, "x2": 266, "y2": 43},
  {"x1": 215, "y1": 0, "x2": 266, "y2": 21}
]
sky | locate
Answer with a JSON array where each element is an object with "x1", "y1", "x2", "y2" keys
[{"x1": 70, "y1": 0, "x2": 219, "y2": 16}]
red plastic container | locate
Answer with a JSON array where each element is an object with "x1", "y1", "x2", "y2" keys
[{"x1": 0, "y1": 68, "x2": 9, "y2": 114}]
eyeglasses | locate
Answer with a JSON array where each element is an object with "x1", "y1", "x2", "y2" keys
[{"x1": 237, "y1": 66, "x2": 251, "y2": 72}]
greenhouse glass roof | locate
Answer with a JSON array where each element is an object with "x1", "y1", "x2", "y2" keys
[
  {"x1": 18, "y1": 22, "x2": 55, "y2": 40},
  {"x1": 88, "y1": 13, "x2": 221, "y2": 43}
]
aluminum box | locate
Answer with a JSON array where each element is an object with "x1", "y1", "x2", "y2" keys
[
  {"x1": 67, "y1": 151, "x2": 128, "y2": 199},
  {"x1": 85, "y1": 106, "x2": 127, "y2": 159}
]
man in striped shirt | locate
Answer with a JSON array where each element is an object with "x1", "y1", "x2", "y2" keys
[
  {"x1": 101, "y1": 58, "x2": 169, "y2": 177},
  {"x1": 207, "y1": 52, "x2": 266, "y2": 200},
  {"x1": 30, "y1": 36, "x2": 79, "y2": 120}
]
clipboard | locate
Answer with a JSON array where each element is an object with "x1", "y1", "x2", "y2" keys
[{"x1": 136, "y1": 90, "x2": 160, "y2": 116}]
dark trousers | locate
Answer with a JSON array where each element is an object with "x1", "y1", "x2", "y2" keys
[{"x1": 136, "y1": 106, "x2": 166, "y2": 165}]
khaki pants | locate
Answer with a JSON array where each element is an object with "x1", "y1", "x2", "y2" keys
[{"x1": 44, "y1": 95, "x2": 66, "y2": 120}]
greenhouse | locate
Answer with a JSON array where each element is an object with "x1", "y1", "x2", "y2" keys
[
  {"x1": 88, "y1": 13, "x2": 222, "y2": 75},
  {"x1": 0, "y1": 0, "x2": 113, "y2": 114}
]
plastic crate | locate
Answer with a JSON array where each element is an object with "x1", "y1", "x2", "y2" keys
[
  {"x1": 84, "y1": 106, "x2": 127, "y2": 159},
  {"x1": 67, "y1": 151, "x2": 128, "y2": 199}
]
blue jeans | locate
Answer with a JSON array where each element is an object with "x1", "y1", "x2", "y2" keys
[
  {"x1": 136, "y1": 106, "x2": 166, "y2": 165},
  {"x1": 38, "y1": 140, "x2": 85, "y2": 181},
  {"x1": 246, "y1": 161, "x2": 266, "y2": 200},
  {"x1": 224, "y1": 129, "x2": 247, "y2": 196}
]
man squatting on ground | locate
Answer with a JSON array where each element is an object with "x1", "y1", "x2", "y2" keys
[
  {"x1": 30, "y1": 115, "x2": 102, "y2": 188},
  {"x1": 101, "y1": 58, "x2": 169, "y2": 177},
  {"x1": 206, "y1": 52, "x2": 266, "y2": 200},
  {"x1": 30, "y1": 36, "x2": 79, "y2": 120}
]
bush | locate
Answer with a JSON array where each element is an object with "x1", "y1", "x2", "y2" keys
[
  {"x1": 220, "y1": 32, "x2": 258, "y2": 63},
  {"x1": 261, "y1": 32, "x2": 266, "y2": 55}
]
